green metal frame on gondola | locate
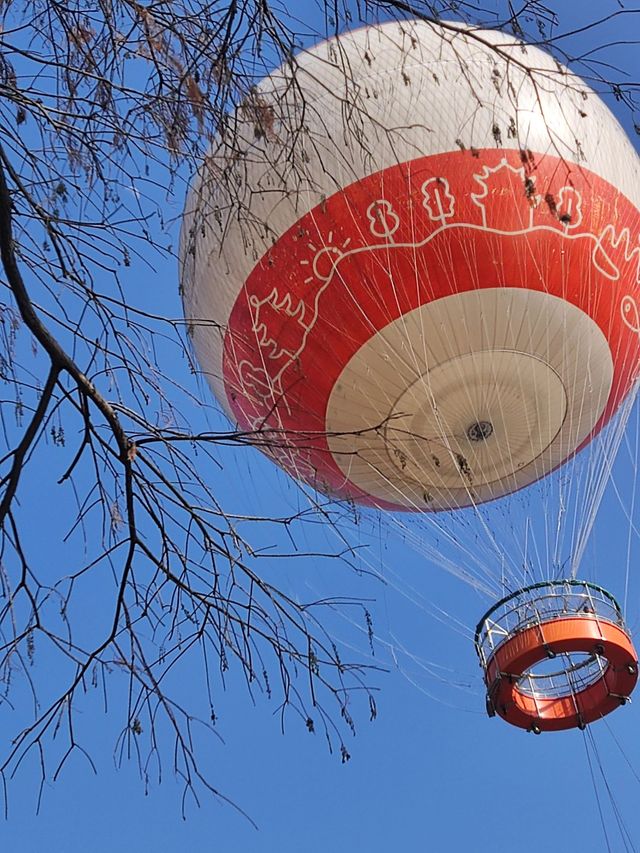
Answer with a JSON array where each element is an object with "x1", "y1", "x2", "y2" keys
[{"x1": 474, "y1": 579, "x2": 624, "y2": 658}]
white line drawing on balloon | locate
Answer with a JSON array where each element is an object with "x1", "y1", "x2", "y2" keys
[{"x1": 232, "y1": 158, "x2": 639, "y2": 416}]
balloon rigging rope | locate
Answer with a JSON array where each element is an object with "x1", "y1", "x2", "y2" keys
[
  {"x1": 586, "y1": 725, "x2": 638, "y2": 853},
  {"x1": 567, "y1": 298, "x2": 624, "y2": 564},
  {"x1": 220, "y1": 127, "x2": 640, "y2": 608},
  {"x1": 604, "y1": 715, "x2": 640, "y2": 788},
  {"x1": 390, "y1": 221, "x2": 563, "y2": 591},
  {"x1": 583, "y1": 728, "x2": 615, "y2": 853},
  {"x1": 623, "y1": 401, "x2": 639, "y2": 614},
  {"x1": 319, "y1": 186, "x2": 523, "y2": 592},
  {"x1": 409, "y1": 228, "x2": 523, "y2": 562},
  {"x1": 571, "y1": 400, "x2": 632, "y2": 577},
  {"x1": 222, "y1": 198, "x2": 504, "y2": 596},
  {"x1": 367, "y1": 235, "x2": 524, "y2": 593}
]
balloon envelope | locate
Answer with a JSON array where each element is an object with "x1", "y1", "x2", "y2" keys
[{"x1": 181, "y1": 20, "x2": 640, "y2": 511}]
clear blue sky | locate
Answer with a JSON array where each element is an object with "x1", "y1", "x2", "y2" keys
[{"x1": 2, "y1": 2, "x2": 640, "y2": 851}]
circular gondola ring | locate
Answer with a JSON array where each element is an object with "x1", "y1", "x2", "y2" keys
[{"x1": 475, "y1": 581, "x2": 638, "y2": 732}]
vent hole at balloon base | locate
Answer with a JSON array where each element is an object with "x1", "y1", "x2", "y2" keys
[{"x1": 466, "y1": 420, "x2": 494, "y2": 442}]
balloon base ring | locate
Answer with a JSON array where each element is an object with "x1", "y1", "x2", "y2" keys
[{"x1": 475, "y1": 580, "x2": 638, "y2": 732}]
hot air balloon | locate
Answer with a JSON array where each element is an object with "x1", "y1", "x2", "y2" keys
[{"x1": 180, "y1": 19, "x2": 640, "y2": 732}]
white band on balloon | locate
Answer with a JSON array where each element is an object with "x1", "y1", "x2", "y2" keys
[{"x1": 325, "y1": 288, "x2": 613, "y2": 509}]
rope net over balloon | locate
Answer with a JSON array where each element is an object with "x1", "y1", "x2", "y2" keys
[{"x1": 180, "y1": 19, "x2": 640, "y2": 730}]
